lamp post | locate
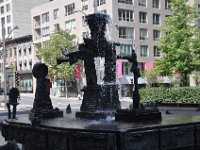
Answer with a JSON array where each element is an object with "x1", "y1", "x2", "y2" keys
[{"x1": 2, "y1": 24, "x2": 19, "y2": 103}]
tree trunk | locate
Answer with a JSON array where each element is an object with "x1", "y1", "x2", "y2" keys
[{"x1": 182, "y1": 72, "x2": 189, "y2": 87}]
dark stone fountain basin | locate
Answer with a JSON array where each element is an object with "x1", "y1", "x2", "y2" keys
[{"x1": 1, "y1": 109, "x2": 200, "y2": 150}]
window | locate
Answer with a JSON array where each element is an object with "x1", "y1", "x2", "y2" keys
[
  {"x1": 120, "y1": 44, "x2": 132, "y2": 57},
  {"x1": 153, "y1": 13, "x2": 160, "y2": 25},
  {"x1": 19, "y1": 49, "x2": 21, "y2": 56},
  {"x1": 65, "y1": 19, "x2": 76, "y2": 30},
  {"x1": 122, "y1": 62, "x2": 132, "y2": 75},
  {"x1": 118, "y1": 9, "x2": 134, "y2": 22},
  {"x1": 154, "y1": 46, "x2": 160, "y2": 57},
  {"x1": 119, "y1": 27, "x2": 134, "y2": 39},
  {"x1": 140, "y1": 45, "x2": 148, "y2": 57},
  {"x1": 41, "y1": 26, "x2": 50, "y2": 37},
  {"x1": 97, "y1": 0, "x2": 106, "y2": 6},
  {"x1": 118, "y1": 0, "x2": 133, "y2": 5},
  {"x1": 139, "y1": 12, "x2": 147, "y2": 23},
  {"x1": 53, "y1": 9, "x2": 59, "y2": 20},
  {"x1": 23, "y1": 48, "x2": 26, "y2": 56},
  {"x1": 7, "y1": 26, "x2": 11, "y2": 34},
  {"x1": 28, "y1": 47, "x2": 31, "y2": 54},
  {"x1": 1, "y1": 6, "x2": 4, "y2": 14},
  {"x1": 165, "y1": 0, "x2": 171, "y2": 9},
  {"x1": 65, "y1": 3, "x2": 75, "y2": 16},
  {"x1": 41, "y1": 12, "x2": 49, "y2": 23},
  {"x1": 140, "y1": 28, "x2": 148, "y2": 40},
  {"x1": 54, "y1": 23, "x2": 60, "y2": 30},
  {"x1": 153, "y1": 30, "x2": 160, "y2": 41},
  {"x1": 6, "y1": 15, "x2": 11, "y2": 23},
  {"x1": 82, "y1": 16, "x2": 86, "y2": 27},
  {"x1": 139, "y1": 0, "x2": 146, "y2": 7},
  {"x1": 152, "y1": 0, "x2": 159, "y2": 8},
  {"x1": 82, "y1": 0, "x2": 88, "y2": 11},
  {"x1": 6, "y1": 3, "x2": 10, "y2": 12}
]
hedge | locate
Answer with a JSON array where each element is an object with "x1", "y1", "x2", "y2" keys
[{"x1": 139, "y1": 87, "x2": 200, "y2": 104}]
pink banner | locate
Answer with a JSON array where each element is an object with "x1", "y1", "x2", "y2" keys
[
  {"x1": 75, "y1": 65, "x2": 81, "y2": 80},
  {"x1": 117, "y1": 60, "x2": 123, "y2": 78},
  {"x1": 145, "y1": 61, "x2": 154, "y2": 71}
]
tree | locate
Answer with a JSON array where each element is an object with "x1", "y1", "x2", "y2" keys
[
  {"x1": 154, "y1": 0, "x2": 200, "y2": 86},
  {"x1": 36, "y1": 30, "x2": 78, "y2": 95}
]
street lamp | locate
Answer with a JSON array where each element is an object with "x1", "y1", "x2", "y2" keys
[{"x1": 2, "y1": 24, "x2": 19, "y2": 103}]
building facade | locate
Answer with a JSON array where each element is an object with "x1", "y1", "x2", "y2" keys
[
  {"x1": 31, "y1": 0, "x2": 173, "y2": 97},
  {"x1": 0, "y1": 0, "x2": 49, "y2": 93}
]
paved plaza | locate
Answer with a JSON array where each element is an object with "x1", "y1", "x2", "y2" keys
[{"x1": 0, "y1": 93, "x2": 199, "y2": 146}]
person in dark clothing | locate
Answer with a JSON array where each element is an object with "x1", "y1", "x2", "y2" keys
[{"x1": 6, "y1": 88, "x2": 20, "y2": 119}]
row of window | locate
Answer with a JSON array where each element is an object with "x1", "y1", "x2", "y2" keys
[
  {"x1": 119, "y1": 27, "x2": 160, "y2": 41},
  {"x1": 6, "y1": 47, "x2": 32, "y2": 58},
  {"x1": 120, "y1": 44, "x2": 160, "y2": 58},
  {"x1": 118, "y1": 9, "x2": 162, "y2": 25},
  {"x1": 0, "y1": 3, "x2": 10, "y2": 14},
  {"x1": 118, "y1": 0, "x2": 171, "y2": 10}
]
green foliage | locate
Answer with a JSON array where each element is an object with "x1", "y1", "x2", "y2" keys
[
  {"x1": 154, "y1": 0, "x2": 200, "y2": 85},
  {"x1": 141, "y1": 70, "x2": 159, "y2": 87},
  {"x1": 140, "y1": 87, "x2": 200, "y2": 104},
  {"x1": 36, "y1": 29, "x2": 77, "y2": 80}
]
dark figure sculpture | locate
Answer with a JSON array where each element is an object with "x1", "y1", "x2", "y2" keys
[
  {"x1": 115, "y1": 49, "x2": 161, "y2": 122},
  {"x1": 6, "y1": 88, "x2": 20, "y2": 119},
  {"x1": 129, "y1": 49, "x2": 141, "y2": 109},
  {"x1": 30, "y1": 62, "x2": 63, "y2": 120}
]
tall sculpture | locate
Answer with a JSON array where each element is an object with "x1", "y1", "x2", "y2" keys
[
  {"x1": 29, "y1": 62, "x2": 63, "y2": 121},
  {"x1": 57, "y1": 13, "x2": 120, "y2": 119},
  {"x1": 115, "y1": 50, "x2": 161, "y2": 122}
]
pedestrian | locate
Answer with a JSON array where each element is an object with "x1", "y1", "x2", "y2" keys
[{"x1": 6, "y1": 88, "x2": 20, "y2": 119}]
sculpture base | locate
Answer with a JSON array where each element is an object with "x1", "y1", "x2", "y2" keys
[
  {"x1": 29, "y1": 109, "x2": 63, "y2": 120},
  {"x1": 115, "y1": 109, "x2": 161, "y2": 122},
  {"x1": 76, "y1": 111, "x2": 114, "y2": 120}
]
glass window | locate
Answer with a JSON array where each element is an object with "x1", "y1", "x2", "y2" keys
[
  {"x1": 54, "y1": 23, "x2": 60, "y2": 30},
  {"x1": 41, "y1": 12, "x2": 49, "y2": 23},
  {"x1": 165, "y1": 0, "x2": 171, "y2": 9},
  {"x1": 118, "y1": 0, "x2": 133, "y2": 5},
  {"x1": 28, "y1": 47, "x2": 31, "y2": 54},
  {"x1": 154, "y1": 46, "x2": 160, "y2": 57},
  {"x1": 119, "y1": 27, "x2": 134, "y2": 39},
  {"x1": 6, "y1": 15, "x2": 11, "y2": 23},
  {"x1": 97, "y1": 0, "x2": 106, "y2": 6},
  {"x1": 53, "y1": 9, "x2": 59, "y2": 20},
  {"x1": 140, "y1": 45, "x2": 148, "y2": 57},
  {"x1": 152, "y1": 0, "x2": 159, "y2": 8},
  {"x1": 1, "y1": 6, "x2": 4, "y2": 14},
  {"x1": 120, "y1": 44, "x2": 132, "y2": 57},
  {"x1": 153, "y1": 13, "x2": 160, "y2": 25},
  {"x1": 65, "y1": 19, "x2": 76, "y2": 30},
  {"x1": 82, "y1": 0, "x2": 88, "y2": 11},
  {"x1": 23, "y1": 48, "x2": 26, "y2": 56},
  {"x1": 118, "y1": 9, "x2": 134, "y2": 22},
  {"x1": 41, "y1": 26, "x2": 50, "y2": 37},
  {"x1": 139, "y1": 0, "x2": 146, "y2": 7},
  {"x1": 139, "y1": 12, "x2": 147, "y2": 23},
  {"x1": 6, "y1": 3, "x2": 10, "y2": 12},
  {"x1": 65, "y1": 3, "x2": 75, "y2": 16},
  {"x1": 140, "y1": 28, "x2": 148, "y2": 40},
  {"x1": 153, "y1": 30, "x2": 160, "y2": 40},
  {"x1": 7, "y1": 26, "x2": 11, "y2": 34}
]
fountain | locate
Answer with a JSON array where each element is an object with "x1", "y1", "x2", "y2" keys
[
  {"x1": 57, "y1": 13, "x2": 120, "y2": 119},
  {"x1": 1, "y1": 13, "x2": 200, "y2": 150}
]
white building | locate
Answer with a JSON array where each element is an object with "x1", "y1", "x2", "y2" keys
[
  {"x1": 31, "y1": 0, "x2": 173, "y2": 96},
  {"x1": 0, "y1": 0, "x2": 49, "y2": 92}
]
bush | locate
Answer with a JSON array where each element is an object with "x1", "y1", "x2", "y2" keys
[{"x1": 139, "y1": 87, "x2": 200, "y2": 104}]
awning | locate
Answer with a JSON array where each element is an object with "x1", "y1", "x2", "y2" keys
[{"x1": 120, "y1": 76, "x2": 146, "y2": 84}]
